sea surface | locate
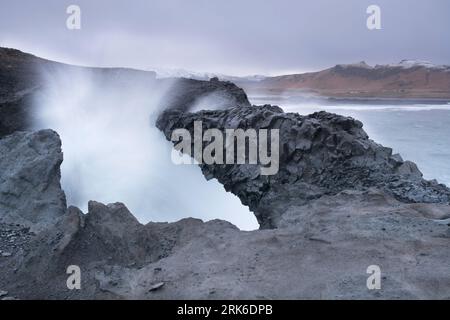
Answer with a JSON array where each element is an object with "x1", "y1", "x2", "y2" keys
[{"x1": 250, "y1": 95, "x2": 450, "y2": 187}]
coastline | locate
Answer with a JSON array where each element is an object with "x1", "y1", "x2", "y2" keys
[{"x1": 248, "y1": 93, "x2": 450, "y2": 106}]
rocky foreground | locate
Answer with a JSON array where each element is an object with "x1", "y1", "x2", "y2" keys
[
  {"x1": 0, "y1": 48, "x2": 449, "y2": 299},
  {"x1": 0, "y1": 115, "x2": 448, "y2": 299}
]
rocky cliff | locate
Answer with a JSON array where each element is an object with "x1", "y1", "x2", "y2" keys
[{"x1": 157, "y1": 105, "x2": 450, "y2": 228}]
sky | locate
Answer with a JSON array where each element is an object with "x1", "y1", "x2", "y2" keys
[{"x1": 1, "y1": 0, "x2": 449, "y2": 76}]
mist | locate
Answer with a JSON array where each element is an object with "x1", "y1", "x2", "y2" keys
[{"x1": 31, "y1": 66, "x2": 258, "y2": 230}]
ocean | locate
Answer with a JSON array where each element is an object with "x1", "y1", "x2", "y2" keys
[{"x1": 250, "y1": 96, "x2": 450, "y2": 187}]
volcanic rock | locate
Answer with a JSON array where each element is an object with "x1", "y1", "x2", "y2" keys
[
  {"x1": 0, "y1": 129, "x2": 448, "y2": 299},
  {"x1": 157, "y1": 105, "x2": 450, "y2": 228}
]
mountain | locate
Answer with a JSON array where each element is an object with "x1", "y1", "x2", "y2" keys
[
  {"x1": 149, "y1": 66, "x2": 266, "y2": 83},
  {"x1": 157, "y1": 104, "x2": 450, "y2": 228},
  {"x1": 238, "y1": 60, "x2": 450, "y2": 100}
]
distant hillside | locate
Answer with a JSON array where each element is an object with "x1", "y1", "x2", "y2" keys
[{"x1": 239, "y1": 61, "x2": 450, "y2": 100}]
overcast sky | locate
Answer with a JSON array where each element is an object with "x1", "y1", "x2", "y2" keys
[{"x1": 1, "y1": 0, "x2": 449, "y2": 75}]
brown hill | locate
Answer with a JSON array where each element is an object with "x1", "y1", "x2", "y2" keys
[{"x1": 241, "y1": 61, "x2": 450, "y2": 100}]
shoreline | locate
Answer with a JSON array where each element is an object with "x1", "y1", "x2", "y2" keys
[{"x1": 249, "y1": 94, "x2": 450, "y2": 106}]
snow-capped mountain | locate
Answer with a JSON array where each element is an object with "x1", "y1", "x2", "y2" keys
[
  {"x1": 336, "y1": 60, "x2": 450, "y2": 71},
  {"x1": 148, "y1": 67, "x2": 266, "y2": 82},
  {"x1": 240, "y1": 60, "x2": 450, "y2": 100},
  {"x1": 387, "y1": 59, "x2": 450, "y2": 70}
]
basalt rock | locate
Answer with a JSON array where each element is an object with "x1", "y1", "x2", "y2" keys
[
  {"x1": 161, "y1": 77, "x2": 251, "y2": 112},
  {"x1": 157, "y1": 105, "x2": 450, "y2": 228}
]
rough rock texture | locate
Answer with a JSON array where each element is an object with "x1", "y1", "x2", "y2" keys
[
  {"x1": 0, "y1": 94, "x2": 34, "y2": 137},
  {"x1": 0, "y1": 48, "x2": 46, "y2": 137},
  {"x1": 157, "y1": 105, "x2": 450, "y2": 228},
  {"x1": 0, "y1": 48, "x2": 45, "y2": 102},
  {"x1": 0, "y1": 127, "x2": 449, "y2": 299},
  {"x1": 0, "y1": 130, "x2": 66, "y2": 231},
  {"x1": 1, "y1": 187, "x2": 449, "y2": 299}
]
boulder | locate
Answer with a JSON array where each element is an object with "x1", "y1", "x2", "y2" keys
[{"x1": 0, "y1": 130, "x2": 66, "y2": 231}]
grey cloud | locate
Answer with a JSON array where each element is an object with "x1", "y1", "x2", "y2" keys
[{"x1": 0, "y1": 0, "x2": 449, "y2": 75}]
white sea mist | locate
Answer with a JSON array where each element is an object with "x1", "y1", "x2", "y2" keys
[{"x1": 32, "y1": 65, "x2": 258, "y2": 230}]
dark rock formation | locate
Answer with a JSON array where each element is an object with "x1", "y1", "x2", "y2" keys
[
  {"x1": 0, "y1": 48, "x2": 45, "y2": 101},
  {"x1": 0, "y1": 48, "x2": 47, "y2": 137},
  {"x1": 157, "y1": 105, "x2": 450, "y2": 228},
  {"x1": 0, "y1": 94, "x2": 34, "y2": 137},
  {"x1": 0, "y1": 128, "x2": 449, "y2": 299},
  {"x1": 160, "y1": 77, "x2": 251, "y2": 111}
]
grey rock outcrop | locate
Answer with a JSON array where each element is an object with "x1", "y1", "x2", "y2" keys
[
  {"x1": 0, "y1": 129, "x2": 66, "y2": 231},
  {"x1": 0, "y1": 128, "x2": 448, "y2": 300},
  {"x1": 157, "y1": 105, "x2": 450, "y2": 228},
  {"x1": 5, "y1": 190, "x2": 449, "y2": 300}
]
